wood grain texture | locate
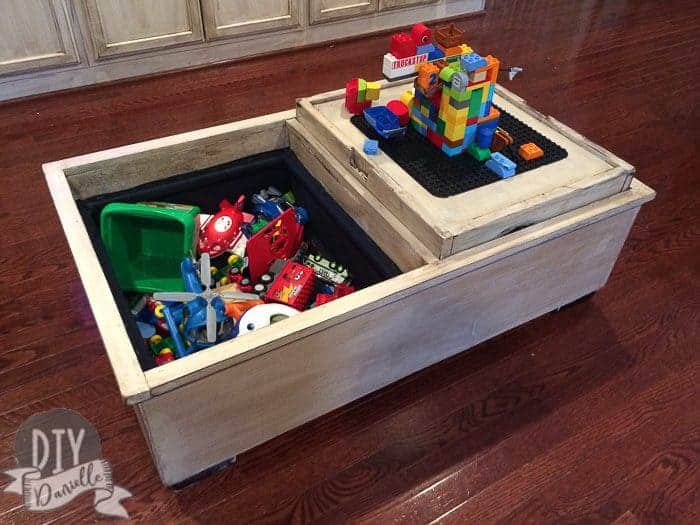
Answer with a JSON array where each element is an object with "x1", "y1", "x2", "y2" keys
[{"x1": 0, "y1": 0, "x2": 697, "y2": 522}]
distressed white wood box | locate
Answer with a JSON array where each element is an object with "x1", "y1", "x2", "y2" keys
[{"x1": 44, "y1": 82, "x2": 654, "y2": 487}]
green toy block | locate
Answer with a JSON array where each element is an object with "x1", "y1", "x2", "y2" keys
[
  {"x1": 467, "y1": 142, "x2": 491, "y2": 162},
  {"x1": 436, "y1": 117, "x2": 446, "y2": 135},
  {"x1": 357, "y1": 78, "x2": 367, "y2": 102},
  {"x1": 439, "y1": 65, "x2": 457, "y2": 83},
  {"x1": 100, "y1": 202, "x2": 200, "y2": 293},
  {"x1": 468, "y1": 88, "x2": 484, "y2": 118},
  {"x1": 446, "y1": 85, "x2": 472, "y2": 102}
]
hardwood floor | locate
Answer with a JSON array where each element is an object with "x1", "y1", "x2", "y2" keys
[{"x1": 1, "y1": 0, "x2": 698, "y2": 523}]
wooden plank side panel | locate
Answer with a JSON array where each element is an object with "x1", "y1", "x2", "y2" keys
[
  {"x1": 287, "y1": 119, "x2": 434, "y2": 272},
  {"x1": 43, "y1": 164, "x2": 150, "y2": 403},
  {"x1": 138, "y1": 200, "x2": 645, "y2": 486},
  {"x1": 60, "y1": 110, "x2": 294, "y2": 199}
]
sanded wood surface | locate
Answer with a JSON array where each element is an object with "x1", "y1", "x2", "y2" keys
[{"x1": 0, "y1": 0, "x2": 697, "y2": 522}]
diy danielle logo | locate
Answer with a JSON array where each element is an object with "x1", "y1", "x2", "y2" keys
[{"x1": 2, "y1": 408, "x2": 131, "y2": 519}]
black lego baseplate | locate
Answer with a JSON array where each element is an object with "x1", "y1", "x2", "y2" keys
[{"x1": 350, "y1": 107, "x2": 568, "y2": 198}]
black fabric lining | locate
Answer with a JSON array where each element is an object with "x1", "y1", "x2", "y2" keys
[{"x1": 77, "y1": 149, "x2": 402, "y2": 371}]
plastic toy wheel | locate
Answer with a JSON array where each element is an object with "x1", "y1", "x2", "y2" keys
[{"x1": 154, "y1": 304, "x2": 165, "y2": 319}]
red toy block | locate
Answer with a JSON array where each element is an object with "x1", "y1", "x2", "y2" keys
[
  {"x1": 345, "y1": 79, "x2": 372, "y2": 115},
  {"x1": 387, "y1": 99, "x2": 409, "y2": 126},
  {"x1": 390, "y1": 32, "x2": 416, "y2": 59},
  {"x1": 265, "y1": 261, "x2": 315, "y2": 311},
  {"x1": 411, "y1": 23, "x2": 432, "y2": 46},
  {"x1": 427, "y1": 129, "x2": 443, "y2": 148},
  {"x1": 467, "y1": 117, "x2": 479, "y2": 125}
]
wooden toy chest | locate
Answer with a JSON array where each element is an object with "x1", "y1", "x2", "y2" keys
[{"x1": 44, "y1": 81, "x2": 655, "y2": 487}]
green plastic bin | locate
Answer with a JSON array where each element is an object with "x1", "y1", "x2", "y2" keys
[{"x1": 100, "y1": 202, "x2": 200, "y2": 293}]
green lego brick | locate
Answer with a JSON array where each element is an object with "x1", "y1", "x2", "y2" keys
[
  {"x1": 468, "y1": 88, "x2": 484, "y2": 118},
  {"x1": 467, "y1": 142, "x2": 491, "y2": 162},
  {"x1": 439, "y1": 65, "x2": 457, "y2": 83},
  {"x1": 357, "y1": 78, "x2": 367, "y2": 103},
  {"x1": 436, "y1": 117, "x2": 446, "y2": 135},
  {"x1": 448, "y1": 86, "x2": 472, "y2": 102}
]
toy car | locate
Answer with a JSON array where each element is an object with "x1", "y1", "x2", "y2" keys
[
  {"x1": 304, "y1": 253, "x2": 351, "y2": 285},
  {"x1": 251, "y1": 189, "x2": 309, "y2": 225},
  {"x1": 363, "y1": 106, "x2": 406, "y2": 139}
]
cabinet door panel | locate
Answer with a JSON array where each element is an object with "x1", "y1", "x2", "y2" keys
[
  {"x1": 83, "y1": 0, "x2": 204, "y2": 58},
  {"x1": 310, "y1": 0, "x2": 378, "y2": 24},
  {"x1": 201, "y1": 0, "x2": 300, "y2": 39},
  {"x1": 0, "y1": 0, "x2": 79, "y2": 76},
  {"x1": 379, "y1": 0, "x2": 438, "y2": 11}
]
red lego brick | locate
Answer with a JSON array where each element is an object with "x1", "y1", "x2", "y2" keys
[
  {"x1": 390, "y1": 32, "x2": 416, "y2": 59},
  {"x1": 411, "y1": 23, "x2": 432, "y2": 46},
  {"x1": 387, "y1": 99, "x2": 409, "y2": 126},
  {"x1": 427, "y1": 129, "x2": 443, "y2": 148},
  {"x1": 467, "y1": 117, "x2": 479, "y2": 125},
  {"x1": 345, "y1": 78, "x2": 371, "y2": 115}
]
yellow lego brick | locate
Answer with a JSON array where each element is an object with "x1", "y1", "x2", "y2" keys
[
  {"x1": 365, "y1": 81, "x2": 381, "y2": 101},
  {"x1": 420, "y1": 105, "x2": 430, "y2": 117},
  {"x1": 400, "y1": 90, "x2": 414, "y2": 106},
  {"x1": 444, "y1": 122, "x2": 466, "y2": 142},
  {"x1": 481, "y1": 82, "x2": 492, "y2": 102},
  {"x1": 440, "y1": 104, "x2": 468, "y2": 124},
  {"x1": 459, "y1": 44, "x2": 473, "y2": 55}
]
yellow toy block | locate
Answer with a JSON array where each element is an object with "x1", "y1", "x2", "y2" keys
[
  {"x1": 400, "y1": 90, "x2": 414, "y2": 106},
  {"x1": 365, "y1": 81, "x2": 381, "y2": 101},
  {"x1": 440, "y1": 104, "x2": 468, "y2": 124},
  {"x1": 444, "y1": 121, "x2": 466, "y2": 142},
  {"x1": 420, "y1": 105, "x2": 430, "y2": 117},
  {"x1": 459, "y1": 44, "x2": 473, "y2": 56}
]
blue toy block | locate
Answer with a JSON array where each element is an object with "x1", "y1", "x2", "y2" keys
[
  {"x1": 461, "y1": 52, "x2": 488, "y2": 73},
  {"x1": 363, "y1": 106, "x2": 405, "y2": 139},
  {"x1": 476, "y1": 127, "x2": 494, "y2": 149},
  {"x1": 363, "y1": 138, "x2": 379, "y2": 155},
  {"x1": 416, "y1": 43, "x2": 435, "y2": 55},
  {"x1": 485, "y1": 152, "x2": 517, "y2": 179},
  {"x1": 428, "y1": 47, "x2": 445, "y2": 61},
  {"x1": 441, "y1": 143, "x2": 463, "y2": 157},
  {"x1": 463, "y1": 125, "x2": 477, "y2": 146}
]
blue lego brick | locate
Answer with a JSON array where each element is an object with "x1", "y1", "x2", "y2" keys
[
  {"x1": 441, "y1": 143, "x2": 463, "y2": 157},
  {"x1": 412, "y1": 108, "x2": 436, "y2": 130},
  {"x1": 363, "y1": 106, "x2": 404, "y2": 139},
  {"x1": 363, "y1": 139, "x2": 379, "y2": 155},
  {"x1": 461, "y1": 52, "x2": 488, "y2": 73},
  {"x1": 488, "y1": 83, "x2": 496, "y2": 102},
  {"x1": 410, "y1": 118, "x2": 428, "y2": 136},
  {"x1": 485, "y1": 152, "x2": 517, "y2": 179},
  {"x1": 416, "y1": 43, "x2": 435, "y2": 55},
  {"x1": 476, "y1": 126, "x2": 495, "y2": 148},
  {"x1": 463, "y1": 125, "x2": 477, "y2": 146},
  {"x1": 428, "y1": 47, "x2": 445, "y2": 61}
]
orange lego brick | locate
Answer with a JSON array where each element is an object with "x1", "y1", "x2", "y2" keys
[{"x1": 519, "y1": 142, "x2": 545, "y2": 161}]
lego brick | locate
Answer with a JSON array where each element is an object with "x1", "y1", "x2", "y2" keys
[
  {"x1": 363, "y1": 138, "x2": 379, "y2": 155},
  {"x1": 449, "y1": 96, "x2": 471, "y2": 110},
  {"x1": 467, "y1": 142, "x2": 491, "y2": 161},
  {"x1": 416, "y1": 62, "x2": 441, "y2": 94},
  {"x1": 463, "y1": 124, "x2": 477, "y2": 146},
  {"x1": 400, "y1": 90, "x2": 414, "y2": 107},
  {"x1": 436, "y1": 117, "x2": 446, "y2": 135},
  {"x1": 435, "y1": 23, "x2": 465, "y2": 48},
  {"x1": 461, "y1": 52, "x2": 488, "y2": 72},
  {"x1": 519, "y1": 142, "x2": 545, "y2": 161},
  {"x1": 447, "y1": 85, "x2": 472, "y2": 102},
  {"x1": 366, "y1": 81, "x2": 381, "y2": 101},
  {"x1": 390, "y1": 32, "x2": 416, "y2": 59},
  {"x1": 427, "y1": 129, "x2": 443, "y2": 148},
  {"x1": 411, "y1": 23, "x2": 432, "y2": 47},
  {"x1": 441, "y1": 142, "x2": 463, "y2": 157},
  {"x1": 444, "y1": 121, "x2": 466, "y2": 142},
  {"x1": 491, "y1": 128, "x2": 514, "y2": 152},
  {"x1": 443, "y1": 136, "x2": 463, "y2": 148},
  {"x1": 439, "y1": 65, "x2": 458, "y2": 83},
  {"x1": 480, "y1": 106, "x2": 501, "y2": 124},
  {"x1": 467, "y1": 117, "x2": 479, "y2": 125},
  {"x1": 416, "y1": 43, "x2": 435, "y2": 55},
  {"x1": 387, "y1": 99, "x2": 409, "y2": 126},
  {"x1": 471, "y1": 70, "x2": 488, "y2": 83},
  {"x1": 440, "y1": 104, "x2": 468, "y2": 124},
  {"x1": 357, "y1": 78, "x2": 367, "y2": 103},
  {"x1": 485, "y1": 152, "x2": 517, "y2": 178},
  {"x1": 485, "y1": 55, "x2": 501, "y2": 83},
  {"x1": 468, "y1": 88, "x2": 484, "y2": 118},
  {"x1": 439, "y1": 44, "x2": 465, "y2": 58},
  {"x1": 383, "y1": 52, "x2": 429, "y2": 80}
]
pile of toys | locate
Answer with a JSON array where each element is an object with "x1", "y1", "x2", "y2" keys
[
  {"x1": 100, "y1": 187, "x2": 354, "y2": 366},
  {"x1": 345, "y1": 22, "x2": 541, "y2": 178}
]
